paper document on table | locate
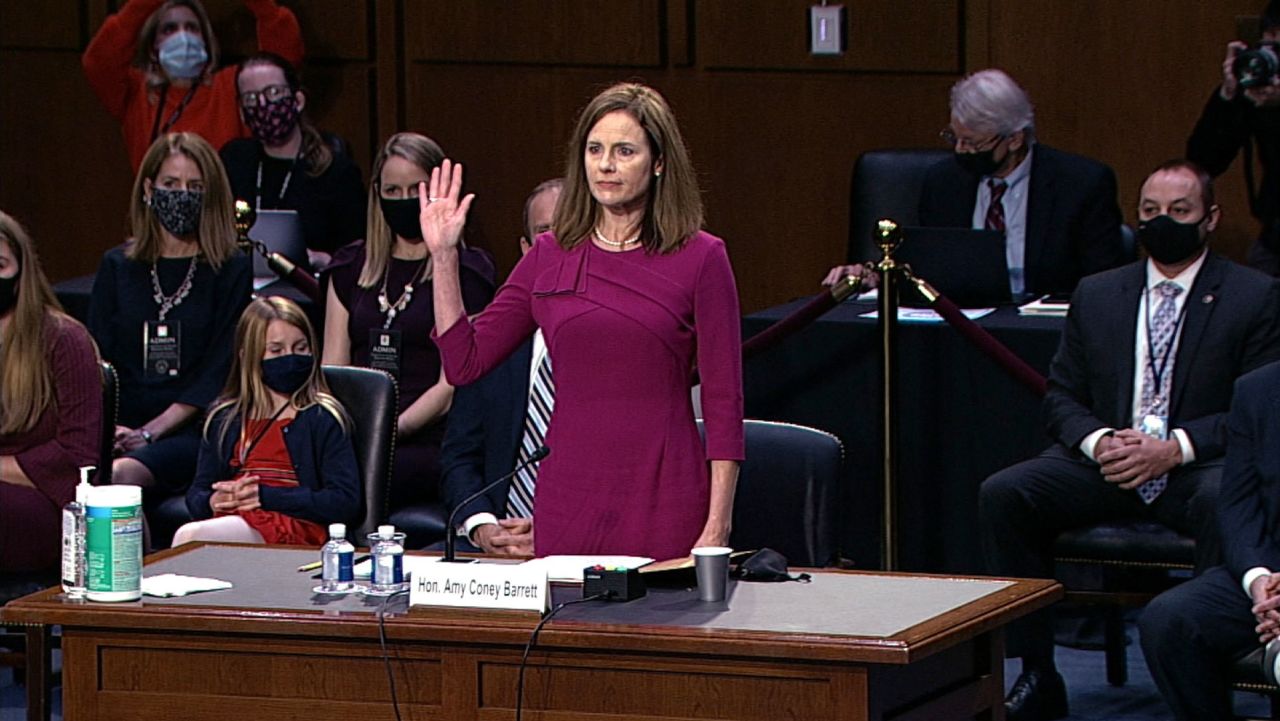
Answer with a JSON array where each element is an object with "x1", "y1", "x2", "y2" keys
[
  {"x1": 354, "y1": 555, "x2": 441, "y2": 579},
  {"x1": 521, "y1": 555, "x2": 654, "y2": 582},
  {"x1": 1018, "y1": 296, "x2": 1071, "y2": 317},
  {"x1": 142, "y1": 573, "x2": 233, "y2": 597},
  {"x1": 859, "y1": 308, "x2": 995, "y2": 323}
]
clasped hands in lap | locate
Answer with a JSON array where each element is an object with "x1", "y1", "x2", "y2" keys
[
  {"x1": 210, "y1": 475, "x2": 261, "y2": 514},
  {"x1": 1251, "y1": 574, "x2": 1280, "y2": 645},
  {"x1": 112, "y1": 425, "x2": 149, "y2": 455},
  {"x1": 1095, "y1": 428, "x2": 1181, "y2": 488},
  {"x1": 472, "y1": 518, "x2": 534, "y2": 557}
]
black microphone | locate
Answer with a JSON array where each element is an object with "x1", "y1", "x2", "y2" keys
[{"x1": 443, "y1": 446, "x2": 549, "y2": 563}]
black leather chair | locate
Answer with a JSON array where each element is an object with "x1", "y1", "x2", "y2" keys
[
  {"x1": 697, "y1": 419, "x2": 843, "y2": 567},
  {"x1": 847, "y1": 148, "x2": 951, "y2": 265},
  {"x1": 1230, "y1": 647, "x2": 1280, "y2": 718},
  {"x1": 388, "y1": 492, "x2": 447, "y2": 550},
  {"x1": 323, "y1": 365, "x2": 397, "y2": 540},
  {"x1": 151, "y1": 365, "x2": 398, "y2": 547},
  {"x1": 1052, "y1": 521, "x2": 1195, "y2": 686}
]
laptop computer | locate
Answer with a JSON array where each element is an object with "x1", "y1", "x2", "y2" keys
[
  {"x1": 248, "y1": 209, "x2": 309, "y2": 279},
  {"x1": 894, "y1": 226, "x2": 1011, "y2": 307}
]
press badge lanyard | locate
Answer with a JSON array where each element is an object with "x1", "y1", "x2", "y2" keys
[
  {"x1": 150, "y1": 84, "x2": 199, "y2": 142},
  {"x1": 1143, "y1": 280, "x2": 1189, "y2": 406},
  {"x1": 236, "y1": 401, "x2": 291, "y2": 467},
  {"x1": 253, "y1": 149, "x2": 300, "y2": 210}
]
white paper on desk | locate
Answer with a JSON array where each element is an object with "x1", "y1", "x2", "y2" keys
[
  {"x1": 520, "y1": 555, "x2": 654, "y2": 583},
  {"x1": 353, "y1": 555, "x2": 441, "y2": 579},
  {"x1": 1017, "y1": 296, "x2": 1070, "y2": 317},
  {"x1": 859, "y1": 307, "x2": 995, "y2": 323},
  {"x1": 142, "y1": 573, "x2": 233, "y2": 597}
]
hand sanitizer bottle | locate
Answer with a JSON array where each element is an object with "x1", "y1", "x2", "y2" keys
[{"x1": 61, "y1": 465, "x2": 94, "y2": 599}]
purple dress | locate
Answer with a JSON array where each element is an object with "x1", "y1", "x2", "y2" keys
[
  {"x1": 328, "y1": 241, "x2": 494, "y2": 509},
  {"x1": 435, "y1": 231, "x2": 745, "y2": 559}
]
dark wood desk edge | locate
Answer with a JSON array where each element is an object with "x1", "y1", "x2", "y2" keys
[{"x1": 3, "y1": 586, "x2": 1059, "y2": 666}]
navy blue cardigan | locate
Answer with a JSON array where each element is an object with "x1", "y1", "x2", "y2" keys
[{"x1": 186, "y1": 403, "x2": 360, "y2": 527}]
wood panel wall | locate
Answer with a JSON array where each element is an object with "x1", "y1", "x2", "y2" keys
[{"x1": 0, "y1": 0, "x2": 1266, "y2": 312}]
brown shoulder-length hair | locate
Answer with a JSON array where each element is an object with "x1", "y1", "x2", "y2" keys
[
  {"x1": 553, "y1": 82, "x2": 703, "y2": 254},
  {"x1": 128, "y1": 132, "x2": 238, "y2": 269},
  {"x1": 359, "y1": 132, "x2": 446, "y2": 288},
  {"x1": 237, "y1": 52, "x2": 333, "y2": 177},
  {"x1": 0, "y1": 212, "x2": 95, "y2": 435},
  {"x1": 133, "y1": 0, "x2": 220, "y2": 90},
  {"x1": 207, "y1": 296, "x2": 347, "y2": 447}
]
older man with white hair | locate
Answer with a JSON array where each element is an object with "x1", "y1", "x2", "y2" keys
[
  {"x1": 825, "y1": 69, "x2": 1126, "y2": 296},
  {"x1": 922, "y1": 69, "x2": 1127, "y2": 297}
]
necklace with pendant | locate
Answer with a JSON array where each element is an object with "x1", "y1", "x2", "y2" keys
[{"x1": 377, "y1": 257, "x2": 429, "y2": 329}]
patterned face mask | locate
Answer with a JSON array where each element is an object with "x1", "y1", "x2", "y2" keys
[
  {"x1": 150, "y1": 187, "x2": 203, "y2": 237},
  {"x1": 243, "y1": 95, "x2": 301, "y2": 146}
]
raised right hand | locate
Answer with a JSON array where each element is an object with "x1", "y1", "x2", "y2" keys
[{"x1": 418, "y1": 159, "x2": 475, "y2": 257}]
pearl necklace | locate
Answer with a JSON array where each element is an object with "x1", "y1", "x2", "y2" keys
[{"x1": 593, "y1": 227, "x2": 640, "y2": 248}]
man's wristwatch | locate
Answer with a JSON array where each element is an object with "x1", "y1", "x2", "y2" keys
[{"x1": 139, "y1": 428, "x2": 154, "y2": 445}]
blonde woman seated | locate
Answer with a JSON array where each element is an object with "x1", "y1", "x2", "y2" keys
[{"x1": 174, "y1": 297, "x2": 357, "y2": 545}]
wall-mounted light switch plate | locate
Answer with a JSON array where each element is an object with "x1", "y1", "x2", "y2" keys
[{"x1": 810, "y1": 4, "x2": 846, "y2": 56}]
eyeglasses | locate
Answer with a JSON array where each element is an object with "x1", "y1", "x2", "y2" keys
[
  {"x1": 939, "y1": 128, "x2": 1005, "y2": 153},
  {"x1": 239, "y1": 84, "x2": 292, "y2": 108}
]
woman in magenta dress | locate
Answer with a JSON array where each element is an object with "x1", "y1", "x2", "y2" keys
[{"x1": 426, "y1": 83, "x2": 744, "y2": 560}]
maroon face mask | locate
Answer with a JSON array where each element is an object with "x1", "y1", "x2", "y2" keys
[{"x1": 244, "y1": 95, "x2": 301, "y2": 146}]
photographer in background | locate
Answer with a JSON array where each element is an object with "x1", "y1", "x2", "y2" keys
[{"x1": 1188, "y1": 0, "x2": 1280, "y2": 275}]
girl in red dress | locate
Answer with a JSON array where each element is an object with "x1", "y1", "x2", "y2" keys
[{"x1": 175, "y1": 296, "x2": 358, "y2": 545}]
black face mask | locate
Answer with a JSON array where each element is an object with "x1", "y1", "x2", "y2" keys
[
  {"x1": 261, "y1": 353, "x2": 313, "y2": 395},
  {"x1": 954, "y1": 147, "x2": 1003, "y2": 177},
  {"x1": 1137, "y1": 214, "x2": 1207, "y2": 265},
  {"x1": 379, "y1": 196, "x2": 423, "y2": 241},
  {"x1": 0, "y1": 274, "x2": 17, "y2": 316}
]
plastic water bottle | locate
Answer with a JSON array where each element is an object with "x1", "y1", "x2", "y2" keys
[
  {"x1": 61, "y1": 466, "x2": 94, "y2": 599},
  {"x1": 369, "y1": 525, "x2": 406, "y2": 594},
  {"x1": 320, "y1": 523, "x2": 355, "y2": 593}
]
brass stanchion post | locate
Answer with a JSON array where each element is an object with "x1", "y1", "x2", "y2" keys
[{"x1": 874, "y1": 219, "x2": 903, "y2": 571}]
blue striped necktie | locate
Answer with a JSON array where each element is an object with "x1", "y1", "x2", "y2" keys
[{"x1": 507, "y1": 351, "x2": 553, "y2": 518}]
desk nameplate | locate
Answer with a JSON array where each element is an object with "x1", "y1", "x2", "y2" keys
[{"x1": 410, "y1": 562, "x2": 548, "y2": 612}]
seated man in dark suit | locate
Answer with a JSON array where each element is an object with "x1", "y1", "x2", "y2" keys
[
  {"x1": 824, "y1": 69, "x2": 1127, "y2": 296},
  {"x1": 1140, "y1": 359, "x2": 1280, "y2": 721},
  {"x1": 980, "y1": 160, "x2": 1280, "y2": 721},
  {"x1": 439, "y1": 179, "x2": 561, "y2": 555}
]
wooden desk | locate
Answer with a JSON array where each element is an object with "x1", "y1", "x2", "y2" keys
[{"x1": 2, "y1": 545, "x2": 1061, "y2": 721}]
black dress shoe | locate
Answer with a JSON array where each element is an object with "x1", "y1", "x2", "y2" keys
[{"x1": 1005, "y1": 669, "x2": 1068, "y2": 721}]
